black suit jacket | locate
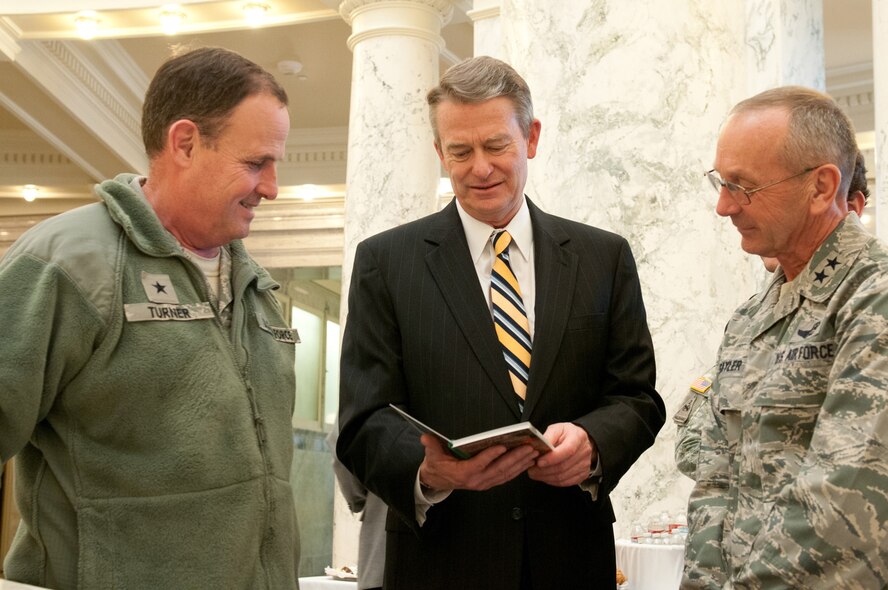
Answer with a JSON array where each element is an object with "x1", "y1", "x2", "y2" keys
[{"x1": 338, "y1": 198, "x2": 664, "y2": 590}]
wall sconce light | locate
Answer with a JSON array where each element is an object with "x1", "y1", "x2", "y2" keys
[
  {"x1": 74, "y1": 11, "x2": 101, "y2": 40},
  {"x1": 22, "y1": 184, "x2": 39, "y2": 202},
  {"x1": 159, "y1": 5, "x2": 186, "y2": 36},
  {"x1": 242, "y1": 2, "x2": 270, "y2": 27}
]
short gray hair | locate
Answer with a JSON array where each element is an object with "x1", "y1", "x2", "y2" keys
[
  {"x1": 426, "y1": 56, "x2": 534, "y2": 144},
  {"x1": 730, "y1": 86, "x2": 857, "y2": 197}
]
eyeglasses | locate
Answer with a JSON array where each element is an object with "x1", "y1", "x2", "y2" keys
[{"x1": 705, "y1": 166, "x2": 821, "y2": 205}]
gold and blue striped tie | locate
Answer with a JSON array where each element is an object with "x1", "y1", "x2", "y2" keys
[{"x1": 491, "y1": 230, "x2": 532, "y2": 409}]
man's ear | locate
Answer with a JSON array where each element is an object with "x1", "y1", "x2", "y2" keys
[
  {"x1": 166, "y1": 119, "x2": 200, "y2": 166},
  {"x1": 526, "y1": 118, "x2": 542, "y2": 159},
  {"x1": 810, "y1": 163, "x2": 842, "y2": 214}
]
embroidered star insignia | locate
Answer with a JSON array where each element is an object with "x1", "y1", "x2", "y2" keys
[
  {"x1": 153, "y1": 282, "x2": 168, "y2": 294},
  {"x1": 826, "y1": 257, "x2": 839, "y2": 270},
  {"x1": 814, "y1": 269, "x2": 827, "y2": 283}
]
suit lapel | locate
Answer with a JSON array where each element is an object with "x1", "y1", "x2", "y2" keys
[
  {"x1": 524, "y1": 200, "x2": 577, "y2": 419},
  {"x1": 424, "y1": 202, "x2": 520, "y2": 419}
]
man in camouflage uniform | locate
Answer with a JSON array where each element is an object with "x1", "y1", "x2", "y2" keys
[
  {"x1": 683, "y1": 86, "x2": 888, "y2": 588},
  {"x1": 674, "y1": 151, "x2": 872, "y2": 482}
]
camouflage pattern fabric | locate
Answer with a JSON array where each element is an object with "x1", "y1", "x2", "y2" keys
[
  {"x1": 674, "y1": 370, "x2": 716, "y2": 479},
  {"x1": 217, "y1": 245, "x2": 233, "y2": 330},
  {"x1": 683, "y1": 214, "x2": 888, "y2": 589}
]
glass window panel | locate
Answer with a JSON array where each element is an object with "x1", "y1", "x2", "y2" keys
[
  {"x1": 292, "y1": 305, "x2": 323, "y2": 425},
  {"x1": 323, "y1": 320, "x2": 340, "y2": 426}
]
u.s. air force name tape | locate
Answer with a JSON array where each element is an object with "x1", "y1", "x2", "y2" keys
[
  {"x1": 124, "y1": 302, "x2": 215, "y2": 322},
  {"x1": 258, "y1": 317, "x2": 300, "y2": 344}
]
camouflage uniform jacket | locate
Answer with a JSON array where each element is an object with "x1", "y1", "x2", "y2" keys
[
  {"x1": 683, "y1": 214, "x2": 888, "y2": 589},
  {"x1": 0, "y1": 174, "x2": 300, "y2": 590}
]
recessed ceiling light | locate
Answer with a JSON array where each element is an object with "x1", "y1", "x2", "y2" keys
[
  {"x1": 295, "y1": 184, "x2": 322, "y2": 201},
  {"x1": 437, "y1": 177, "x2": 453, "y2": 196},
  {"x1": 159, "y1": 5, "x2": 186, "y2": 36},
  {"x1": 74, "y1": 11, "x2": 100, "y2": 40},
  {"x1": 242, "y1": 2, "x2": 271, "y2": 27},
  {"x1": 277, "y1": 60, "x2": 303, "y2": 75},
  {"x1": 22, "y1": 184, "x2": 39, "y2": 202}
]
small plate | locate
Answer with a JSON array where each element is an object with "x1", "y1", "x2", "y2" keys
[{"x1": 325, "y1": 566, "x2": 358, "y2": 581}]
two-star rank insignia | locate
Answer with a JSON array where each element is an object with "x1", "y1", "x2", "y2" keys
[{"x1": 812, "y1": 255, "x2": 841, "y2": 285}]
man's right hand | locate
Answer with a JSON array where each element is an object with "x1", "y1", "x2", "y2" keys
[{"x1": 417, "y1": 433, "x2": 539, "y2": 492}]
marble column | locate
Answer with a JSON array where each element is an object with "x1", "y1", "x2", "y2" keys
[
  {"x1": 333, "y1": 0, "x2": 452, "y2": 568},
  {"x1": 339, "y1": 0, "x2": 451, "y2": 275},
  {"x1": 498, "y1": 0, "x2": 822, "y2": 538},
  {"x1": 874, "y1": 0, "x2": 888, "y2": 240},
  {"x1": 467, "y1": 0, "x2": 503, "y2": 58},
  {"x1": 745, "y1": 0, "x2": 825, "y2": 92}
]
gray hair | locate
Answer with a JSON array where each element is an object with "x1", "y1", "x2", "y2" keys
[
  {"x1": 730, "y1": 86, "x2": 857, "y2": 197},
  {"x1": 426, "y1": 56, "x2": 534, "y2": 144}
]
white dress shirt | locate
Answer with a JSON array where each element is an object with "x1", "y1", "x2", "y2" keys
[
  {"x1": 455, "y1": 197, "x2": 536, "y2": 339},
  {"x1": 414, "y1": 197, "x2": 537, "y2": 524}
]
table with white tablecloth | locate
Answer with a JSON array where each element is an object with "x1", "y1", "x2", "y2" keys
[
  {"x1": 298, "y1": 541, "x2": 682, "y2": 590},
  {"x1": 0, "y1": 580, "x2": 49, "y2": 590},
  {"x1": 615, "y1": 539, "x2": 684, "y2": 590},
  {"x1": 298, "y1": 575, "x2": 358, "y2": 590},
  {"x1": 2, "y1": 575, "x2": 355, "y2": 590}
]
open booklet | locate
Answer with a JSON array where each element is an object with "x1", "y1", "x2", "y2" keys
[{"x1": 389, "y1": 403, "x2": 554, "y2": 460}]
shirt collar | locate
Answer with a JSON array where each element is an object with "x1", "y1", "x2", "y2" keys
[{"x1": 455, "y1": 197, "x2": 532, "y2": 264}]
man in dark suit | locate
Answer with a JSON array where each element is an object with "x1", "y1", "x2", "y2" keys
[{"x1": 338, "y1": 56, "x2": 664, "y2": 590}]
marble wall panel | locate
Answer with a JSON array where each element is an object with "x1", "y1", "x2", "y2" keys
[{"x1": 500, "y1": 0, "x2": 796, "y2": 537}]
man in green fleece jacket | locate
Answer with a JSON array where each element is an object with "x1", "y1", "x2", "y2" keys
[{"x1": 0, "y1": 47, "x2": 301, "y2": 589}]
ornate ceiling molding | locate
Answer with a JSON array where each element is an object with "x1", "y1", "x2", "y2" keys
[
  {"x1": 1, "y1": 36, "x2": 147, "y2": 175},
  {"x1": 39, "y1": 40, "x2": 142, "y2": 138},
  {"x1": 826, "y1": 61, "x2": 875, "y2": 135}
]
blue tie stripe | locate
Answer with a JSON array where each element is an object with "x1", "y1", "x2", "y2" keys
[
  {"x1": 491, "y1": 275, "x2": 527, "y2": 313},
  {"x1": 502, "y1": 350, "x2": 530, "y2": 382},
  {"x1": 493, "y1": 308, "x2": 532, "y2": 350}
]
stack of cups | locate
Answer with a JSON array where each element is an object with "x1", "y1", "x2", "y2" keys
[{"x1": 630, "y1": 512, "x2": 688, "y2": 545}]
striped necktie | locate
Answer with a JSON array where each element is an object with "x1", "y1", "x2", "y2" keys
[{"x1": 491, "y1": 230, "x2": 532, "y2": 409}]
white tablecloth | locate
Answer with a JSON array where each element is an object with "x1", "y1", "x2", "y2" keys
[
  {"x1": 615, "y1": 539, "x2": 684, "y2": 590},
  {"x1": 3, "y1": 576, "x2": 355, "y2": 590},
  {"x1": 299, "y1": 575, "x2": 358, "y2": 590},
  {"x1": 0, "y1": 581, "x2": 48, "y2": 590}
]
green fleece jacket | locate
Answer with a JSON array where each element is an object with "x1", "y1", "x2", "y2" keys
[{"x1": 0, "y1": 174, "x2": 300, "y2": 589}]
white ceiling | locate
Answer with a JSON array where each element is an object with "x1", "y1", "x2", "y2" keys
[
  {"x1": 0, "y1": 0, "x2": 874, "y2": 216},
  {"x1": 823, "y1": 0, "x2": 872, "y2": 70},
  {"x1": 0, "y1": 0, "x2": 472, "y2": 215}
]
